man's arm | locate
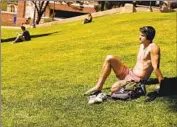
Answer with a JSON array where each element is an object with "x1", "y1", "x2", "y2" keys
[{"x1": 151, "y1": 44, "x2": 164, "y2": 83}]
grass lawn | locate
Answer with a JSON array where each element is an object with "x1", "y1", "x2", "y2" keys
[{"x1": 1, "y1": 12, "x2": 177, "y2": 127}]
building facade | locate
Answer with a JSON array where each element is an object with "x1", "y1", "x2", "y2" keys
[{"x1": 1, "y1": 1, "x2": 97, "y2": 26}]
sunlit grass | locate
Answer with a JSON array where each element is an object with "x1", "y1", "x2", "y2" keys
[{"x1": 1, "y1": 12, "x2": 177, "y2": 127}]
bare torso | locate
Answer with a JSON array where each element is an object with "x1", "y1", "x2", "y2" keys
[{"x1": 133, "y1": 43, "x2": 153, "y2": 80}]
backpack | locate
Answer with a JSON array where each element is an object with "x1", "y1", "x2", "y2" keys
[{"x1": 111, "y1": 82, "x2": 146, "y2": 101}]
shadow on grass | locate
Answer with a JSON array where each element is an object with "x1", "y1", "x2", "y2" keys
[
  {"x1": 164, "y1": 95, "x2": 177, "y2": 111},
  {"x1": 146, "y1": 77, "x2": 177, "y2": 111},
  {"x1": 102, "y1": 87, "x2": 111, "y2": 90},
  {"x1": 1, "y1": 31, "x2": 59, "y2": 43},
  {"x1": 160, "y1": 77, "x2": 177, "y2": 112}
]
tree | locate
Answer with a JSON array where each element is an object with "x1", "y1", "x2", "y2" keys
[
  {"x1": 32, "y1": 1, "x2": 49, "y2": 24},
  {"x1": 1, "y1": 1, "x2": 7, "y2": 11},
  {"x1": 98, "y1": 1, "x2": 106, "y2": 11},
  {"x1": 96, "y1": 1, "x2": 124, "y2": 11}
]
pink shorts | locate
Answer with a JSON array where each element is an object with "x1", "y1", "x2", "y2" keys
[{"x1": 117, "y1": 65, "x2": 141, "y2": 82}]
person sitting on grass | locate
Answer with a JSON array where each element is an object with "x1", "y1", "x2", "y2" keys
[
  {"x1": 83, "y1": 13, "x2": 92, "y2": 24},
  {"x1": 84, "y1": 26, "x2": 164, "y2": 95},
  {"x1": 13, "y1": 26, "x2": 31, "y2": 44}
]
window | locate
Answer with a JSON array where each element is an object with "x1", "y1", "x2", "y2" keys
[{"x1": 10, "y1": 5, "x2": 15, "y2": 12}]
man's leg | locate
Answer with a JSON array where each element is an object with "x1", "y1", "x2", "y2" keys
[
  {"x1": 13, "y1": 34, "x2": 24, "y2": 43},
  {"x1": 85, "y1": 55, "x2": 125, "y2": 94},
  {"x1": 83, "y1": 19, "x2": 87, "y2": 24},
  {"x1": 111, "y1": 80, "x2": 127, "y2": 93}
]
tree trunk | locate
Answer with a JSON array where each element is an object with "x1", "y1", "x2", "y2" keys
[
  {"x1": 32, "y1": 1, "x2": 49, "y2": 25},
  {"x1": 98, "y1": 1, "x2": 105, "y2": 11},
  {"x1": 36, "y1": 12, "x2": 43, "y2": 24}
]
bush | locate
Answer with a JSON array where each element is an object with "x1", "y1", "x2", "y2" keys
[
  {"x1": 43, "y1": 17, "x2": 53, "y2": 23},
  {"x1": 1, "y1": 1, "x2": 7, "y2": 11},
  {"x1": 171, "y1": 2, "x2": 177, "y2": 9}
]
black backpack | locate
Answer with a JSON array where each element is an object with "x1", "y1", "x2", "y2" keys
[{"x1": 111, "y1": 82, "x2": 146, "y2": 101}]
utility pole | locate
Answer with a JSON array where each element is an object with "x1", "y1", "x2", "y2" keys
[
  {"x1": 52, "y1": 1, "x2": 55, "y2": 21},
  {"x1": 149, "y1": 1, "x2": 153, "y2": 12},
  {"x1": 33, "y1": 6, "x2": 36, "y2": 28}
]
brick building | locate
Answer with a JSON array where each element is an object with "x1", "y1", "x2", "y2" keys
[
  {"x1": 2, "y1": 1, "x2": 175, "y2": 26},
  {"x1": 1, "y1": 1, "x2": 97, "y2": 26}
]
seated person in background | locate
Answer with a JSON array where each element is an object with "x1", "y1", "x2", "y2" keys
[
  {"x1": 83, "y1": 13, "x2": 92, "y2": 24},
  {"x1": 13, "y1": 26, "x2": 31, "y2": 43},
  {"x1": 25, "y1": 17, "x2": 31, "y2": 24}
]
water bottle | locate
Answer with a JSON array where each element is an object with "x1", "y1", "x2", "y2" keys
[{"x1": 140, "y1": 83, "x2": 146, "y2": 95}]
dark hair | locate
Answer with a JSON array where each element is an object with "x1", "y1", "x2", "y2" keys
[
  {"x1": 21, "y1": 26, "x2": 26, "y2": 30},
  {"x1": 139, "y1": 26, "x2": 156, "y2": 41},
  {"x1": 88, "y1": 13, "x2": 92, "y2": 17}
]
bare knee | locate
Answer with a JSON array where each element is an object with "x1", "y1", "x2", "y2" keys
[
  {"x1": 16, "y1": 35, "x2": 22, "y2": 40},
  {"x1": 111, "y1": 86, "x2": 119, "y2": 93},
  {"x1": 17, "y1": 34, "x2": 22, "y2": 37},
  {"x1": 111, "y1": 82, "x2": 121, "y2": 93},
  {"x1": 105, "y1": 55, "x2": 116, "y2": 62}
]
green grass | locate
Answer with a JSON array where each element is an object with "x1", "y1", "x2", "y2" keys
[{"x1": 1, "y1": 12, "x2": 177, "y2": 127}]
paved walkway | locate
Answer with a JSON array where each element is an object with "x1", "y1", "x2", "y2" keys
[
  {"x1": 34, "y1": 7, "x2": 123, "y2": 27},
  {"x1": 31, "y1": 5, "x2": 161, "y2": 28}
]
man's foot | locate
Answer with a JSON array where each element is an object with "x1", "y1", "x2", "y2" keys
[
  {"x1": 12, "y1": 41, "x2": 18, "y2": 44},
  {"x1": 84, "y1": 86, "x2": 102, "y2": 96},
  {"x1": 144, "y1": 91, "x2": 158, "y2": 102}
]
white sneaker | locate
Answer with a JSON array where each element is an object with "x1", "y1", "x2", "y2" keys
[
  {"x1": 88, "y1": 95, "x2": 97, "y2": 104},
  {"x1": 95, "y1": 93, "x2": 107, "y2": 102}
]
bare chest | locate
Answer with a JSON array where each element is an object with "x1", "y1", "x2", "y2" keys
[{"x1": 137, "y1": 47, "x2": 151, "y2": 62}]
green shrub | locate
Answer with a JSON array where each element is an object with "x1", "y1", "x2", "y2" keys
[
  {"x1": 1, "y1": 1, "x2": 7, "y2": 11},
  {"x1": 43, "y1": 17, "x2": 53, "y2": 23}
]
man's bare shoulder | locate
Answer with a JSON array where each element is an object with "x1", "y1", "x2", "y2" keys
[{"x1": 149, "y1": 43, "x2": 160, "y2": 53}]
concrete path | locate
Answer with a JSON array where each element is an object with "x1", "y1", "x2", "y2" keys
[
  {"x1": 34, "y1": 7, "x2": 123, "y2": 27},
  {"x1": 31, "y1": 5, "x2": 161, "y2": 28}
]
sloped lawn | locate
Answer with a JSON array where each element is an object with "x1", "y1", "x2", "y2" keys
[{"x1": 1, "y1": 12, "x2": 176, "y2": 127}]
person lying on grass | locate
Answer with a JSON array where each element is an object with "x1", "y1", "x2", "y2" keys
[
  {"x1": 13, "y1": 26, "x2": 31, "y2": 44},
  {"x1": 85, "y1": 26, "x2": 164, "y2": 95}
]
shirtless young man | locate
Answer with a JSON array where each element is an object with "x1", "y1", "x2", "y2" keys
[{"x1": 85, "y1": 26, "x2": 164, "y2": 95}]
